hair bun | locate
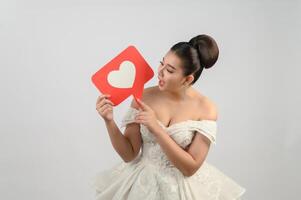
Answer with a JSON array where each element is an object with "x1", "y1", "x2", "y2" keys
[{"x1": 188, "y1": 34, "x2": 219, "y2": 69}]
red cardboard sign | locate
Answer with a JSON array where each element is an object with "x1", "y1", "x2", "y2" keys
[{"x1": 91, "y1": 45, "x2": 154, "y2": 106}]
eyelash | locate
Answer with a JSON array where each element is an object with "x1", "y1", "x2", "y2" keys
[{"x1": 159, "y1": 61, "x2": 173, "y2": 73}]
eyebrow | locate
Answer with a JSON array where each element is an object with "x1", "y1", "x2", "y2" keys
[{"x1": 162, "y1": 57, "x2": 176, "y2": 70}]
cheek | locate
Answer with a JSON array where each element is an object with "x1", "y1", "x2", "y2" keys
[{"x1": 166, "y1": 74, "x2": 181, "y2": 85}]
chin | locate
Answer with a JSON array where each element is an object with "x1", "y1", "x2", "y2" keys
[{"x1": 158, "y1": 83, "x2": 165, "y2": 90}]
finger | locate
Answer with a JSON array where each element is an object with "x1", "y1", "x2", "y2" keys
[
  {"x1": 96, "y1": 99, "x2": 106, "y2": 108},
  {"x1": 135, "y1": 118, "x2": 145, "y2": 124},
  {"x1": 101, "y1": 103, "x2": 112, "y2": 111},
  {"x1": 97, "y1": 105, "x2": 108, "y2": 112},
  {"x1": 106, "y1": 99, "x2": 115, "y2": 106},
  {"x1": 135, "y1": 115, "x2": 145, "y2": 121},
  {"x1": 136, "y1": 112, "x2": 147, "y2": 119},
  {"x1": 101, "y1": 107, "x2": 112, "y2": 115},
  {"x1": 102, "y1": 99, "x2": 114, "y2": 106},
  {"x1": 97, "y1": 99, "x2": 114, "y2": 108},
  {"x1": 97, "y1": 94, "x2": 109, "y2": 102},
  {"x1": 136, "y1": 99, "x2": 149, "y2": 111},
  {"x1": 135, "y1": 118, "x2": 141, "y2": 123},
  {"x1": 135, "y1": 98, "x2": 143, "y2": 107},
  {"x1": 96, "y1": 94, "x2": 111, "y2": 104},
  {"x1": 102, "y1": 106, "x2": 111, "y2": 114},
  {"x1": 98, "y1": 104, "x2": 110, "y2": 113}
]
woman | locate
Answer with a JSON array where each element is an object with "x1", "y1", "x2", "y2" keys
[{"x1": 94, "y1": 34, "x2": 246, "y2": 199}]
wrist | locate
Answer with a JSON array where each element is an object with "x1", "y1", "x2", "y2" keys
[
  {"x1": 104, "y1": 119, "x2": 114, "y2": 125},
  {"x1": 152, "y1": 125, "x2": 165, "y2": 138}
]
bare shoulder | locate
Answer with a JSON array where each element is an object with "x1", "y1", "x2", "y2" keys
[
  {"x1": 130, "y1": 86, "x2": 157, "y2": 109},
  {"x1": 141, "y1": 86, "x2": 158, "y2": 101},
  {"x1": 197, "y1": 95, "x2": 218, "y2": 121}
]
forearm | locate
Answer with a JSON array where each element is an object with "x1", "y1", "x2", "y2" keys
[
  {"x1": 153, "y1": 129, "x2": 197, "y2": 176},
  {"x1": 104, "y1": 119, "x2": 134, "y2": 162}
]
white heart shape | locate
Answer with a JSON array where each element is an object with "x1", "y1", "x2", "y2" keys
[{"x1": 107, "y1": 60, "x2": 136, "y2": 89}]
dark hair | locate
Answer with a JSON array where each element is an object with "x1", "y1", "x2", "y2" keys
[{"x1": 170, "y1": 34, "x2": 219, "y2": 85}]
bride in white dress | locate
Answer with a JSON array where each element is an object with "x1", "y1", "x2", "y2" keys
[{"x1": 93, "y1": 34, "x2": 246, "y2": 199}]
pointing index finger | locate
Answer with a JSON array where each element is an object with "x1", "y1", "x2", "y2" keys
[{"x1": 136, "y1": 98, "x2": 147, "y2": 110}]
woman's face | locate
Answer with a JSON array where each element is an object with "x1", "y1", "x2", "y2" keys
[{"x1": 157, "y1": 50, "x2": 193, "y2": 91}]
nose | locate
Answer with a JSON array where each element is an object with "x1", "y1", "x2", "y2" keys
[{"x1": 158, "y1": 65, "x2": 165, "y2": 77}]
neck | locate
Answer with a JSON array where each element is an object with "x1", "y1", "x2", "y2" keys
[{"x1": 163, "y1": 86, "x2": 192, "y2": 102}]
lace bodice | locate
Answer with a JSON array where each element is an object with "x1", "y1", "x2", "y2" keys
[
  {"x1": 94, "y1": 107, "x2": 246, "y2": 200},
  {"x1": 119, "y1": 106, "x2": 217, "y2": 175},
  {"x1": 120, "y1": 106, "x2": 217, "y2": 146}
]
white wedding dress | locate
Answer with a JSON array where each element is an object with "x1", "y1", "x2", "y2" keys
[{"x1": 92, "y1": 106, "x2": 246, "y2": 199}]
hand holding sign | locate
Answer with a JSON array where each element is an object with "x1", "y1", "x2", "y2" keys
[
  {"x1": 95, "y1": 94, "x2": 114, "y2": 122},
  {"x1": 91, "y1": 45, "x2": 154, "y2": 106}
]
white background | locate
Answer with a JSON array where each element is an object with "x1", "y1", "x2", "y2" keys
[{"x1": 1, "y1": 0, "x2": 300, "y2": 199}]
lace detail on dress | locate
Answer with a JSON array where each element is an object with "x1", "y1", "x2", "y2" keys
[
  {"x1": 120, "y1": 106, "x2": 217, "y2": 146},
  {"x1": 94, "y1": 106, "x2": 246, "y2": 200},
  {"x1": 193, "y1": 162, "x2": 223, "y2": 199},
  {"x1": 187, "y1": 120, "x2": 217, "y2": 145},
  {"x1": 120, "y1": 106, "x2": 139, "y2": 129},
  {"x1": 139, "y1": 144, "x2": 181, "y2": 199}
]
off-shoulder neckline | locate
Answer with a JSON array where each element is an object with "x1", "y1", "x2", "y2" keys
[{"x1": 128, "y1": 106, "x2": 217, "y2": 130}]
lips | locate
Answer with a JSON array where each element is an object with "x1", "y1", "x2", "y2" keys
[
  {"x1": 159, "y1": 80, "x2": 165, "y2": 86},
  {"x1": 157, "y1": 76, "x2": 163, "y2": 82}
]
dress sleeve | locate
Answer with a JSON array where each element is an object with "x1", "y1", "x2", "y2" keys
[
  {"x1": 120, "y1": 106, "x2": 140, "y2": 129},
  {"x1": 188, "y1": 120, "x2": 217, "y2": 145}
]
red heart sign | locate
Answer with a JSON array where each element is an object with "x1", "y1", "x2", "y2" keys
[{"x1": 91, "y1": 45, "x2": 154, "y2": 106}]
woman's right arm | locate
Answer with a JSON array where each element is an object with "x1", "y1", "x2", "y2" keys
[
  {"x1": 96, "y1": 95, "x2": 142, "y2": 162},
  {"x1": 104, "y1": 119, "x2": 138, "y2": 162}
]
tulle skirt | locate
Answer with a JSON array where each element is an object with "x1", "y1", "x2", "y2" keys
[{"x1": 92, "y1": 156, "x2": 246, "y2": 200}]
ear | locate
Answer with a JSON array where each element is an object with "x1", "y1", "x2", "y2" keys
[{"x1": 183, "y1": 74, "x2": 194, "y2": 86}]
